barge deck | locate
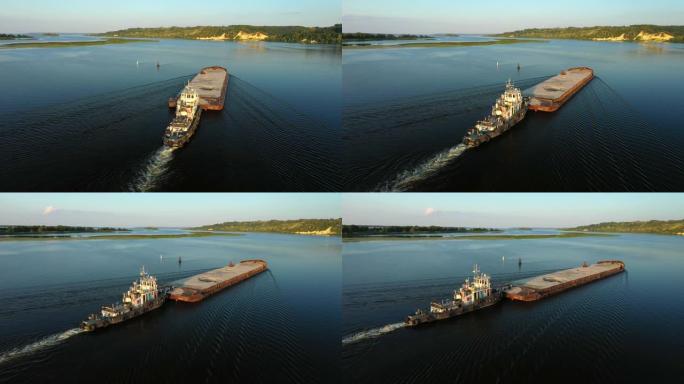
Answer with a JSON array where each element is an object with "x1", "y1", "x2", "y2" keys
[
  {"x1": 169, "y1": 259, "x2": 268, "y2": 302},
  {"x1": 525, "y1": 67, "x2": 594, "y2": 112},
  {"x1": 168, "y1": 66, "x2": 229, "y2": 111},
  {"x1": 505, "y1": 260, "x2": 624, "y2": 301}
]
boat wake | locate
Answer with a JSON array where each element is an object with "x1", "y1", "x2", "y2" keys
[
  {"x1": 380, "y1": 144, "x2": 467, "y2": 191},
  {"x1": 0, "y1": 328, "x2": 83, "y2": 365},
  {"x1": 342, "y1": 322, "x2": 406, "y2": 345},
  {"x1": 129, "y1": 146, "x2": 176, "y2": 191}
]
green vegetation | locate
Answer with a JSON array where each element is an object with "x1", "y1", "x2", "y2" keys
[
  {"x1": 343, "y1": 225, "x2": 500, "y2": 238},
  {"x1": 343, "y1": 38, "x2": 546, "y2": 48},
  {"x1": 0, "y1": 232, "x2": 241, "y2": 242},
  {"x1": 567, "y1": 219, "x2": 684, "y2": 235},
  {"x1": 43, "y1": 33, "x2": 59, "y2": 36},
  {"x1": 194, "y1": 219, "x2": 342, "y2": 236},
  {"x1": 0, "y1": 38, "x2": 156, "y2": 49},
  {"x1": 343, "y1": 232, "x2": 614, "y2": 242},
  {"x1": 343, "y1": 33, "x2": 432, "y2": 41},
  {"x1": 0, "y1": 33, "x2": 32, "y2": 40},
  {"x1": 99, "y1": 24, "x2": 342, "y2": 44},
  {"x1": 496, "y1": 25, "x2": 684, "y2": 43},
  {"x1": 0, "y1": 225, "x2": 128, "y2": 234}
]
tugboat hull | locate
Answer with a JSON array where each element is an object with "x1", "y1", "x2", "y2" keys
[
  {"x1": 163, "y1": 107, "x2": 202, "y2": 148},
  {"x1": 463, "y1": 99, "x2": 529, "y2": 149},
  {"x1": 81, "y1": 297, "x2": 166, "y2": 332},
  {"x1": 405, "y1": 294, "x2": 501, "y2": 327}
]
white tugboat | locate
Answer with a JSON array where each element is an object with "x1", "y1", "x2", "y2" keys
[
  {"x1": 405, "y1": 265, "x2": 504, "y2": 327},
  {"x1": 462, "y1": 79, "x2": 528, "y2": 149},
  {"x1": 163, "y1": 85, "x2": 202, "y2": 148},
  {"x1": 80, "y1": 266, "x2": 169, "y2": 332}
]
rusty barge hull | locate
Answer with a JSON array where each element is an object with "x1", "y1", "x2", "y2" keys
[
  {"x1": 506, "y1": 260, "x2": 624, "y2": 302},
  {"x1": 168, "y1": 66, "x2": 229, "y2": 111},
  {"x1": 169, "y1": 259, "x2": 267, "y2": 303},
  {"x1": 525, "y1": 67, "x2": 594, "y2": 112}
]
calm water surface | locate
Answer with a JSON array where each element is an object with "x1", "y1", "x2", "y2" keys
[
  {"x1": 0, "y1": 231, "x2": 341, "y2": 383},
  {"x1": 343, "y1": 38, "x2": 684, "y2": 191},
  {"x1": 342, "y1": 231, "x2": 684, "y2": 383},
  {"x1": 0, "y1": 36, "x2": 341, "y2": 191}
]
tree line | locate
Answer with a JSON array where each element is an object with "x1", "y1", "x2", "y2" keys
[
  {"x1": 0, "y1": 225, "x2": 129, "y2": 233},
  {"x1": 99, "y1": 24, "x2": 342, "y2": 44},
  {"x1": 194, "y1": 219, "x2": 342, "y2": 235},
  {"x1": 568, "y1": 219, "x2": 684, "y2": 234},
  {"x1": 497, "y1": 25, "x2": 684, "y2": 43},
  {"x1": 342, "y1": 33, "x2": 432, "y2": 41},
  {"x1": 0, "y1": 34, "x2": 32, "y2": 40},
  {"x1": 343, "y1": 225, "x2": 500, "y2": 236}
]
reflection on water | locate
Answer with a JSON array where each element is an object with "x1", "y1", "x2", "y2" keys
[
  {"x1": 0, "y1": 37, "x2": 341, "y2": 192},
  {"x1": 342, "y1": 232, "x2": 684, "y2": 383},
  {"x1": 0, "y1": 232, "x2": 340, "y2": 383},
  {"x1": 343, "y1": 38, "x2": 684, "y2": 191}
]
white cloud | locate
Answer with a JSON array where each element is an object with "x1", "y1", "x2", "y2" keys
[
  {"x1": 424, "y1": 207, "x2": 435, "y2": 216},
  {"x1": 42, "y1": 206, "x2": 57, "y2": 215}
]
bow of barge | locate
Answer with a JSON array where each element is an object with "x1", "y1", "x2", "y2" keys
[{"x1": 168, "y1": 66, "x2": 229, "y2": 111}]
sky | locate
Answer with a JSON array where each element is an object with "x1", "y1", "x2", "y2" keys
[
  {"x1": 343, "y1": 193, "x2": 684, "y2": 228},
  {"x1": 0, "y1": 193, "x2": 340, "y2": 227},
  {"x1": 343, "y1": 0, "x2": 684, "y2": 34},
  {"x1": 0, "y1": 0, "x2": 340, "y2": 33}
]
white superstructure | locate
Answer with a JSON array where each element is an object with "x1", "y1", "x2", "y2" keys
[
  {"x1": 430, "y1": 264, "x2": 492, "y2": 313},
  {"x1": 101, "y1": 266, "x2": 161, "y2": 318}
]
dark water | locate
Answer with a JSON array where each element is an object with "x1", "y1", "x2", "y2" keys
[
  {"x1": 0, "y1": 231, "x2": 341, "y2": 383},
  {"x1": 342, "y1": 231, "x2": 684, "y2": 383},
  {"x1": 343, "y1": 39, "x2": 684, "y2": 191},
  {"x1": 0, "y1": 38, "x2": 341, "y2": 191}
]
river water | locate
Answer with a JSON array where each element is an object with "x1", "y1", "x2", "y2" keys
[
  {"x1": 343, "y1": 37, "x2": 684, "y2": 191},
  {"x1": 0, "y1": 36, "x2": 341, "y2": 191},
  {"x1": 342, "y1": 230, "x2": 684, "y2": 383},
  {"x1": 0, "y1": 231, "x2": 341, "y2": 383}
]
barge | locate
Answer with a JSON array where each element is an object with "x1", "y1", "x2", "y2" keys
[
  {"x1": 81, "y1": 267, "x2": 169, "y2": 332},
  {"x1": 525, "y1": 67, "x2": 594, "y2": 112},
  {"x1": 406, "y1": 265, "x2": 505, "y2": 327},
  {"x1": 168, "y1": 66, "x2": 229, "y2": 111},
  {"x1": 169, "y1": 259, "x2": 268, "y2": 303},
  {"x1": 505, "y1": 260, "x2": 625, "y2": 302}
]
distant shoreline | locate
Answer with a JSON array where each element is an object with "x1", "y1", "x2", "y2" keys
[
  {"x1": 566, "y1": 219, "x2": 684, "y2": 235},
  {"x1": 343, "y1": 232, "x2": 614, "y2": 242},
  {"x1": 0, "y1": 232, "x2": 241, "y2": 242},
  {"x1": 343, "y1": 38, "x2": 546, "y2": 49},
  {"x1": 343, "y1": 33, "x2": 434, "y2": 42},
  {"x1": 495, "y1": 25, "x2": 684, "y2": 43},
  {"x1": 98, "y1": 24, "x2": 342, "y2": 45},
  {"x1": 193, "y1": 218, "x2": 342, "y2": 236},
  {"x1": 0, "y1": 33, "x2": 33, "y2": 40},
  {"x1": 0, "y1": 38, "x2": 157, "y2": 49}
]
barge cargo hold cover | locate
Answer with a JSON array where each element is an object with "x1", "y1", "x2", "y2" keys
[
  {"x1": 168, "y1": 66, "x2": 229, "y2": 111},
  {"x1": 169, "y1": 259, "x2": 267, "y2": 302},
  {"x1": 525, "y1": 67, "x2": 594, "y2": 112},
  {"x1": 506, "y1": 260, "x2": 624, "y2": 301}
]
